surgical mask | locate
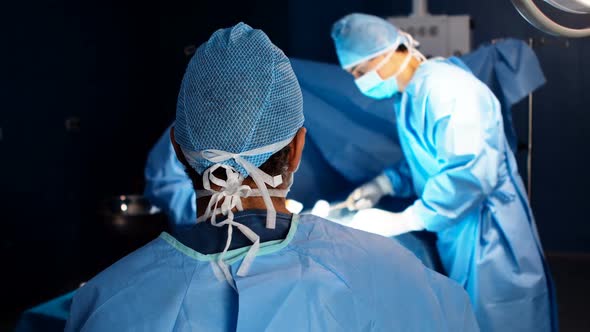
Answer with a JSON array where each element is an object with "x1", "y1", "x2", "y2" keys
[{"x1": 355, "y1": 48, "x2": 414, "y2": 100}]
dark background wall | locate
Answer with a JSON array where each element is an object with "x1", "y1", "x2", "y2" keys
[{"x1": 1, "y1": 0, "x2": 588, "y2": 325}]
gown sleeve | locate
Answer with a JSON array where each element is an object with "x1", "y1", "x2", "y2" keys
[
  {"x1": 144, "y1": 126, "x2": 196, "y2": 228},
  {"x1": 405, "y1": 84, "x2": 503, "y2": 232}
]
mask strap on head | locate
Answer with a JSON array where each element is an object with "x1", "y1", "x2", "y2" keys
[
  {"x1": 400, "y1": 31, "x2": 427, "y2": 62},
  {"x1": 180, "y1": 136, "x2": 294, "y2": 287},
  {"x1": 372, "y1": 50, "x2": 396, "y2": 73},
  {"x1": 357, "y1": 40, "x2": 420, "y2": 84},
  {"x1": 376, "y1": 38, "x2": 424, "y2": 82}
]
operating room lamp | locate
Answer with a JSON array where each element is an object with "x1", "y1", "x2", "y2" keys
[{"x1": 511, "y1": 0, "x2": 590, "y2": 37}]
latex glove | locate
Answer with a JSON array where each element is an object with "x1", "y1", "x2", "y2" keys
[
  {"x1": 310, "y1": 200, "x2": 330, "y2": 218},
  {"x1": 348, "y1": 208, "x2": 424, "y2": 237},
  {"x1": 347, "y1": 173, "x2": 394, "y2": 211}
]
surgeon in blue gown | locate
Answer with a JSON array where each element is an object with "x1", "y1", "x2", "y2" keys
[
  {"x1": 66, "y1": 23, "x2": 479, "y2": 331},
  {"x1": 332, "y1": 13, "x2": 557, "y2": 332},
  {"x1": 145, "y1": 124, "x2": 197, "y2": 227}
]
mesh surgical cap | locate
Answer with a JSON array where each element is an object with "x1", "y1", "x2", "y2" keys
[
  {"x1": 331, "y1": 13, "x2": 410, "y2": 70},
  {"x1": 175, "y1": 22, "x2": 304, "y2": 177}
]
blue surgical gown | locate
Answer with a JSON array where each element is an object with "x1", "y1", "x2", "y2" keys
[
  {"x1": 144, "y1": 125, "x2": 196, "y2": 228},
  {"x1": 66, "y1": 213, "x2": 479, "y2": 331},
  {"x1": 383, "y1": 58, "x2": 557, "y2": 331}
]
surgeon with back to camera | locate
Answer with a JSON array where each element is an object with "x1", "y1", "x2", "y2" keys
[
  {"x1": 332, "y1": 13, "x2": 557, "y2": 332},
  {"x1": 65, "y1": 22, "x2": 479, "y2": 331}
]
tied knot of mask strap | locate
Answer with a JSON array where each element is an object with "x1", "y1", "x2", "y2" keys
[{"x1": 180, "y1": 137, "x2": 295, "y2": 289}]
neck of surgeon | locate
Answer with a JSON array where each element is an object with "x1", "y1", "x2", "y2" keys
[
  {"x1": 379, "y1": 49, "x2": 422, "y2": 92},
  {"x1": 396, "y1": 52, "x2": 422, "y2": 91},
  {"x1": 195, "y1": 177, "x2": 293, "y2": 217},
  {"x1": 170, "y1": 126, "x2": 307, "y2": 221}
]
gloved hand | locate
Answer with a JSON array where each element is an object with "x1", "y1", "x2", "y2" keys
[
  {"x1": 310, "y1": 200, "x2": 330, "y2": 218},
  {"x1": 348, "y1": 208, "x2": 424, "y2": 237},
  {"x1": 346, "y1": 173, "x2": 394, "y2": 210}
]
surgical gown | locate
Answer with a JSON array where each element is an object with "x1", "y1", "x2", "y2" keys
[
  {"x1": 66, "y1": 213, "x2": 479, "y2": 331},
  {"x1": 144, "y1": 125, "x2": 196, "y2": 228},
  {"x1": 383, "y1": 58, "x2": 557, "y2": 331}
]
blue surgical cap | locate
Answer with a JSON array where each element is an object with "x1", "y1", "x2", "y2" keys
[
  {"x1": 175, "y1": 23, "x2": 304, "y2": 176},
  {"x1": 331, "y1": 13, "x2": 409, "y2": 69}
]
